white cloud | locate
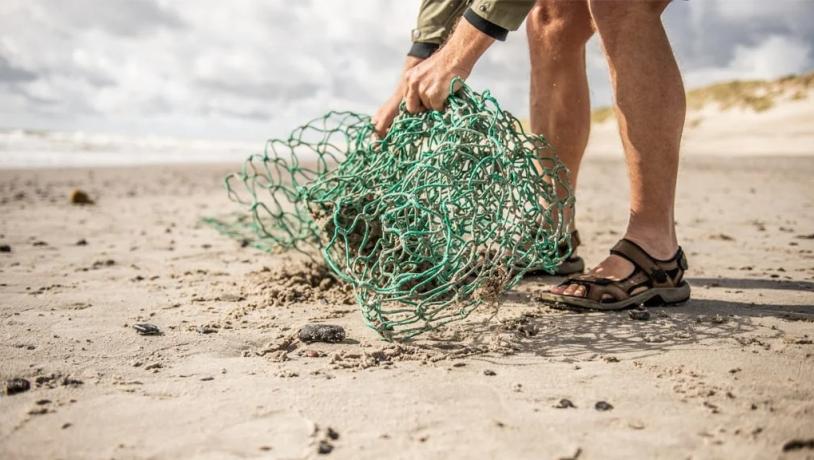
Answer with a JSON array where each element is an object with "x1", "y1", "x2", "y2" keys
[
  {"x1": 683, "y1": 35, "x2": 811, "y2": 89},
  {"x1": 0, "y1": 0, "x2": 811, "y2": 142}
]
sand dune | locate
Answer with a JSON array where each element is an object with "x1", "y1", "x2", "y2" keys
[{"x1": 588, "y1": 72, "x2": 814, "y2": 156}]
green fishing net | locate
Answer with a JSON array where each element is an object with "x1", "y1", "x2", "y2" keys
[{"x1": 218, "y1": 81, "x2": 574, "y2": 339}]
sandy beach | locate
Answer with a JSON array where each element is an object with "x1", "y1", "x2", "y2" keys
[{"x1": 1, "y1": 153, "x2": 812, "y2": 459}]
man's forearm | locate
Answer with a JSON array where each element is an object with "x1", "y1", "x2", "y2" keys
[{"x1": 435, "y1": 18, "x2": 495, "y2": 78}]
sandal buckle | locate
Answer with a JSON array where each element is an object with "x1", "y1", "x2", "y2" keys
[{"x1": 651, "y1": 269, "x2": 668, "y2": 284}]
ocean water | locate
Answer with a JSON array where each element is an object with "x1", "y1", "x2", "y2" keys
[{"x1": 0, "y1": 129, "x2": 260, "y2": 168}]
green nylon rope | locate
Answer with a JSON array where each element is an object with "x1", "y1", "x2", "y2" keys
[{"x1": 217, "y1": 79, "x2": 575, "y2": 339}]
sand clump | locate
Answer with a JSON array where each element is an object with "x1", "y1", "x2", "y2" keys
[{"x1": 250, "y1": 258, "x2": 355, "y2": 307}]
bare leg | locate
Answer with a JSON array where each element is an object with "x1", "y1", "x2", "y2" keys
[
  {"x1": 526, "y1": 0, "x2": 593, "y2": 231},
  {"x1": 555, "y1": 0, "x2": 686, "y2": 297}
]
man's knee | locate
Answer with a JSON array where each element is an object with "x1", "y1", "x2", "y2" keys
[
  {"x1": 526, "y1": 2, "x2": 593, "y2": 49},
  {"x1": 589, "y1": 0, "x2": 670, "y2": 30}
]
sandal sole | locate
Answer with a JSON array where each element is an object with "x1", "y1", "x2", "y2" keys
[{"x1": 538, "y1": 281, "x2": 692, "y2": 311}]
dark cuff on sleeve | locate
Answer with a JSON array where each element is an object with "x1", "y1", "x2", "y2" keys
[
  {"x1": 407, "y1": 42, "x2": 440, "y2": 59},
  {"x1": 463, "y1": 8, "x2": 509, "y2": 41}
]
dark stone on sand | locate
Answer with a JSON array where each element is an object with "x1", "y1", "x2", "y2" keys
[
  {"x1": 783, "y1": 439, "x2": 814, "y2": 451},
  {"x1": 317, "y1": 440, "x2": 334, "y2": 455},
  {"x1": 5, "y1": 378, "x2": 31, "y2": 395},
  {"x1": 595, "y1": 401, "x2": 614, "y2": 411},
  {"x1": 197, "y1": 326, "x2": 218, "y2": 334},
  {"x1": 554, "y1": 399, "x2": 576, "y2": 409},
  {"x1": 629, "y1": 309, "x2": 651, "y2": 321},
  {"x1": 483, "y1": 369, "x2": 497, "y2": 376},
  {"x1": 298, "y1": 324, "x2": 345, "y2": 343},
  {"x1": 75, "y1": 239, "x2": 88, "y2": 246},
  {"x1": 0, "y1": 244, "x2": 10, "y2": 253},
  {"x1": 133, "y1": 323, "x2": 161, "y2": 336},
  {"x1": 326, "y1": 427, "x2": 340, "y2": 440},
  {"x1": 70, "y1": 189, "x2": 94, "y2": 205},
  {"x1": 62, "y1": 376, "x2": 83, "y2": 386}
]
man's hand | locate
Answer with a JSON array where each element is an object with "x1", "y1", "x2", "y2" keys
[
  {"x1": 402, "y1": 19, "x2": 496, "y2": 114},
  {"x1": 373, "y1": 56, "x2": 424, "y2": 137},
  {"x1": 403, "y1": 51, "x2": 471, "y2": 113}
]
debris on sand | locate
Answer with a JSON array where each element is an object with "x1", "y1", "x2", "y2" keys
[
  {"x1": 483, "y1": 369, "x2": 497, "y2": 376},
  {"x1": 783, "y1": 439, "x2": 814, "y2": 451},
  {"x1": 250, "y1": 259, "x2": 354, "y2": 306},
  {"x1": 554, "y1": 399, "x2": 576, "y2": 409},
  {"x1": 5, "y1": 378, "x2": 31, "y2": 395},
  {"x1": 75, "y1": 239, "x2": 88, "y2": 246},
  {"x1": 595, "y1": 401, "x2": 614, "y2": 411},
  {"x1": 325, "y1": 427, "x2": 340, "y2": 441},
  {"x1": 91, "y1": 259, "x2": 115, "y2": 269},
  {"x1": 133, "y1": 323, "x2": 161, "y2": 336},
  {"x1": 315, "y1": 425, "x2": 339, "y2": 455},
  {"x1": 558, "y1": 447, "x2": 582, "y2": 460},
  {"x1": 0, "y1": 244, "x2": 11, "y2": 253},
  {"x1": 629, "y1": 309, "x2": 651, "y2": 321},
  {"x1": 299, "y1": 324, "x2": 346, "y2": 343},
  {"x1": 34, "y1": 373, "x2": 83, "y2": 389},
  {"x1": 317, "y1": 440, "x2": 334, "y2": 455},
  {"x1": 69, "y1": 189, "x2": 94, "y2": 205},
  {"x1": 254, "y1": 334, "x2": 299, "y2": 361}
]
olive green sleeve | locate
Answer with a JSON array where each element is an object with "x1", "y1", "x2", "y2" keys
[
  {"x1": 467, "y1": 0, "x2": 536, "y2": 34},
  {"x1": 411, "y1": 0, "x2": 469, "y2": 48},
  {"x1": 409, "y1": 0, "x2": 536, "y2": 57}
]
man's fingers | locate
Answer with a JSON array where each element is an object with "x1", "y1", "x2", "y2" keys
[
  {"x1": 429, "y1": 86, "x2": 447, "y2": 111},
  {"x1": 404, "y1": 86, "x2": 424, "y2": 114},
  {"x1": 417, "y1": 84, "x2": 435, "y2": 113},
  {"x1": 373, "y1": 110, "x2": 395, "y2": 138}
]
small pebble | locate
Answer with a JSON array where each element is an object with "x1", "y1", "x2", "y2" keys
[
  {"x1": 70, "y1": 189, "x2": 94, "y2": 205},
  {"x1": 783, "y1": 439, "x2": 814, "y2": 452},
  {"x1": 326, "y1": 427, "x2": 340, "y2": 440},
  {"x1": 595, "y1": 401, "x2": 614, "y2": 411},
  {"x1": 0, "y1": 244, "x2": 11, "y2": 253},
  {"x1": 5, "y1": 378, "x2": 31, "y2": 395},
  {"x1": 554, "y1": 398, "x2": 576, "y2": 409},
  {"x1": 298, "y1": 324, "x2": 345, "y2": 343},
  {"x1": 317, "y1": 440, "x2": 334, "y2": 455},
  {"x1": 629, "y1": 309, "x2": 651, "y2": 321},
  {"x1": 133, "y1": 323, "x2": 161, "y2": 336},
  {"x1": 75, "y1": 239, "x2": 88, "y2": 246},
  {"x1": 483, "y1": 369, "x2": 496, "y2": 376}
]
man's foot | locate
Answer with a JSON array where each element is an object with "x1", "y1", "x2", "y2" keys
[
  {"x1": 538, "y1": 238, "x2": 690, "y2": 310},
  {"x1": 551, "y1": 235, "x2": 678, "y2": 299}
]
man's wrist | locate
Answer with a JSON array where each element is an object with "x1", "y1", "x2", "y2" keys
[{"x1": 437, "y1": 18, "x2": 494, "y2": 76}]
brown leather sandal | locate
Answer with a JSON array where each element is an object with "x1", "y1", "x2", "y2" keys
[
  {"x1": 524, "y1": 230, "x2": 585, "y2": 277},
  {"x1": 536, "y1": 238, "x2": 690, "y2": 310}
]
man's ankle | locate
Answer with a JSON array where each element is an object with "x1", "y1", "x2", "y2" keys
[{"x1": 621, "y1": 227, "x2": 678, "y2": 260}]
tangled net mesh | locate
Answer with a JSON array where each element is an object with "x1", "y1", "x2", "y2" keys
[{"x1": 216, "y1": 81, "x2": 575, "y2": 339}]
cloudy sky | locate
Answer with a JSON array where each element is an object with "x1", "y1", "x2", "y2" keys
[{"x1": 0, "y1": 0, "x2": 812, "y2": 142}]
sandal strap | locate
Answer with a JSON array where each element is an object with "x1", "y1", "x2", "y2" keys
[
  {"x1": 609, "y1": 239, "x2": 686, "y2": 288},
  {"x1": 562, "y1": 277, "x2": 629, "y2": 303},
  {"x1": 557, "y1": 229, "x2": 581, "y2": 259}
]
